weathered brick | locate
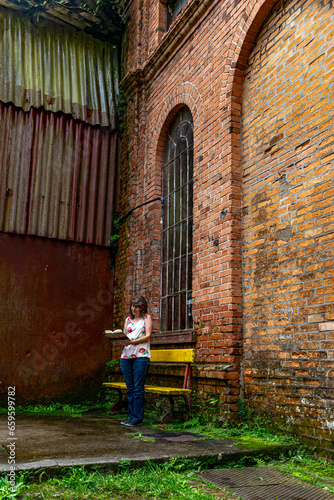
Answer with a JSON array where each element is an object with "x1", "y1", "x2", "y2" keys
[
  {"x1": 319, "y1": 322, "x2": 334, "y2": 331},
  {"x1": 241, "y1": 0, "x2": 334, "y2": 454},
  {"x1": 307, "y1": 314, "x2": 325, "y2": 323}
]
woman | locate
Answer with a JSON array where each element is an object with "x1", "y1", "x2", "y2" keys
[{"x1": 120, "y1": 295, "x2": 152, "y2": 427}]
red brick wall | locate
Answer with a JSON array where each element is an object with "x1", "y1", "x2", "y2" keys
[
  {"x1": 114, "y1": 0, "x2": 334, "y2": 449},
  {"x1": 241, "y1": 0, "x2": 334, "y2": 453}
]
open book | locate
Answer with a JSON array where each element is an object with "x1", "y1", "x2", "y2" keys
[{"x1": 104, "y1": 329, "x2": 123, "y2": 339}]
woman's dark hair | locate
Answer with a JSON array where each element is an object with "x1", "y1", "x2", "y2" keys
[{"x1": 129, "y1": 295, "x2": 148, "y2": 319}]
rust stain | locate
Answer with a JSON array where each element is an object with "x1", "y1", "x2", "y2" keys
[{"x1": 0, "y1": 101, "x2": 120, "y2": 246}]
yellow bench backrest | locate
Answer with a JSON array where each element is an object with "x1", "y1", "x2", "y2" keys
[{"x1": 150, "y1": 349, "x2": 195, "y2": 363}]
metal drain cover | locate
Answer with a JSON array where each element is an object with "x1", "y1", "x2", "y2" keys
[{"x1": 198, "y1": 467, "x2": 334, "y2": 500}]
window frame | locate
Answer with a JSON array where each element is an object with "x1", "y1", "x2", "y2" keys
[
  {"x1": 166, "y1": 0, "x2": 189, "y2": 30},
  {"x1": 160, "y1": 107, "x2": 194, "y2": 338}
]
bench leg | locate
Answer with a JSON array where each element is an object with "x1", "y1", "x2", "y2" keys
[
  {"x1": 182, "y1": 394, "x2": 190, "y2": 418},
  {"x1": 110, "y1": 389, "x2": 127, "y2": 414},
  {"x1": 159, "y1": 395, "x2": 191, "y2": 423},
  {"x1": 160, "y1": 396, "x2": 174, "y2": 424}
]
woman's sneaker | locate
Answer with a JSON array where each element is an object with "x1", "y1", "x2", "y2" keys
[{"x1": 120, "y1": 419, "x2": 132, "y2": 425}]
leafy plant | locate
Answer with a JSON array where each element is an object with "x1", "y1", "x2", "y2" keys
[
  {"x1": 0, "y1": 475, "x2": 25, "y2": 499},
  {"x1": 163, "y1": 457, "x2": 203, "y2": 472},
  {"x1": 105, "y1": 359, "x2": 120, "y2": 371},
  {"x1": 117, "y1": 459, "x2": 132, "y2": 473},
  {"x1": 182, "y1": 417, "x2": 200, "y2": 428},
  {"x1": 109, "y1": 217, "x2": 120, "y2": 265},
  {"x1": 52, "y1": 466, "x2": 100, "y2": 493},
  {"x1": 95, "y1": 0, "x2": 127, "y2": 22},
  {"x1": 237, "y1": 397, "x2": 247, "y2": 419}
]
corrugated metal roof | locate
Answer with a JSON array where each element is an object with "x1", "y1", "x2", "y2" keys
[
  {"x1": 0, "y1": 5, "x2": 119, "y2": 127},
  {"x1": 0, "y1": 101, "x2": 119, "y2": 246}
]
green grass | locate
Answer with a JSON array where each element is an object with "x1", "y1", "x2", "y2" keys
[
  {"x1": 144, "y1": 405, "x2": 296, "y2": 447},
  {"x1": 2, "y1": 451, "x2": 333, "y2": 500},
  {"x1": 1, "y1": 399, "x2": 333, "y2": 499},
  {"x1": 0, "y1": 402, "x2": 111, "y2": 418},
  {"x1": 1, "y1": 462, "x2": 231, "y2": 500}
]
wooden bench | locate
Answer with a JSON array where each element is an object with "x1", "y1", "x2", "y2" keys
[{"x1": 103, "y1": 349, "x2": 195, "y2": 423}]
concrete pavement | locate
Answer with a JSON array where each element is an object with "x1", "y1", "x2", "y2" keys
[{"x1": 0, "y1": 412, "x2": 291, "y2": 474}]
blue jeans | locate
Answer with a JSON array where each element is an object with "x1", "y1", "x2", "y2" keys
[{"x1": 120, "y1": 357, "x2": 150, "y2": 424}]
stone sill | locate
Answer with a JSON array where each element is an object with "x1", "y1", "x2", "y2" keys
[{"x1": 151, "y1": 330, "x2": 197, "y2": 344}]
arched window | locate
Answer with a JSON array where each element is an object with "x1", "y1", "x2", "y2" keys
[{"x1": 161, "y1": 107, "x2": 193, "y2": 332}]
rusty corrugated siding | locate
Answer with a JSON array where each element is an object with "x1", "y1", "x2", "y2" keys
[
  {"x1": 0, "y1": 232, "x2": 114, "y2": 404},
  {"x1": 0, "y1": 102, "x2": 118, "y2": 246},
  {"x1": 0, "y1": 5, "x2": 118, "y2": 128}
]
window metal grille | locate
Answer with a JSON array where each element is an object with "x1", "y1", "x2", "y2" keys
[
  {"x1": 166, "y1": 0, "x2": 188, "y2": 30},
  {"x1": 161, "y1": 108, "x2": 193, "y2": 332}
]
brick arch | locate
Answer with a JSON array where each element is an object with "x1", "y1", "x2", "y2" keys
[
  {"x1": 148, "y1": 81, "x2": 204, "y2": 173},
  {"x1": 219, "y1": 0, "x2": 277, "y2": 113}
]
